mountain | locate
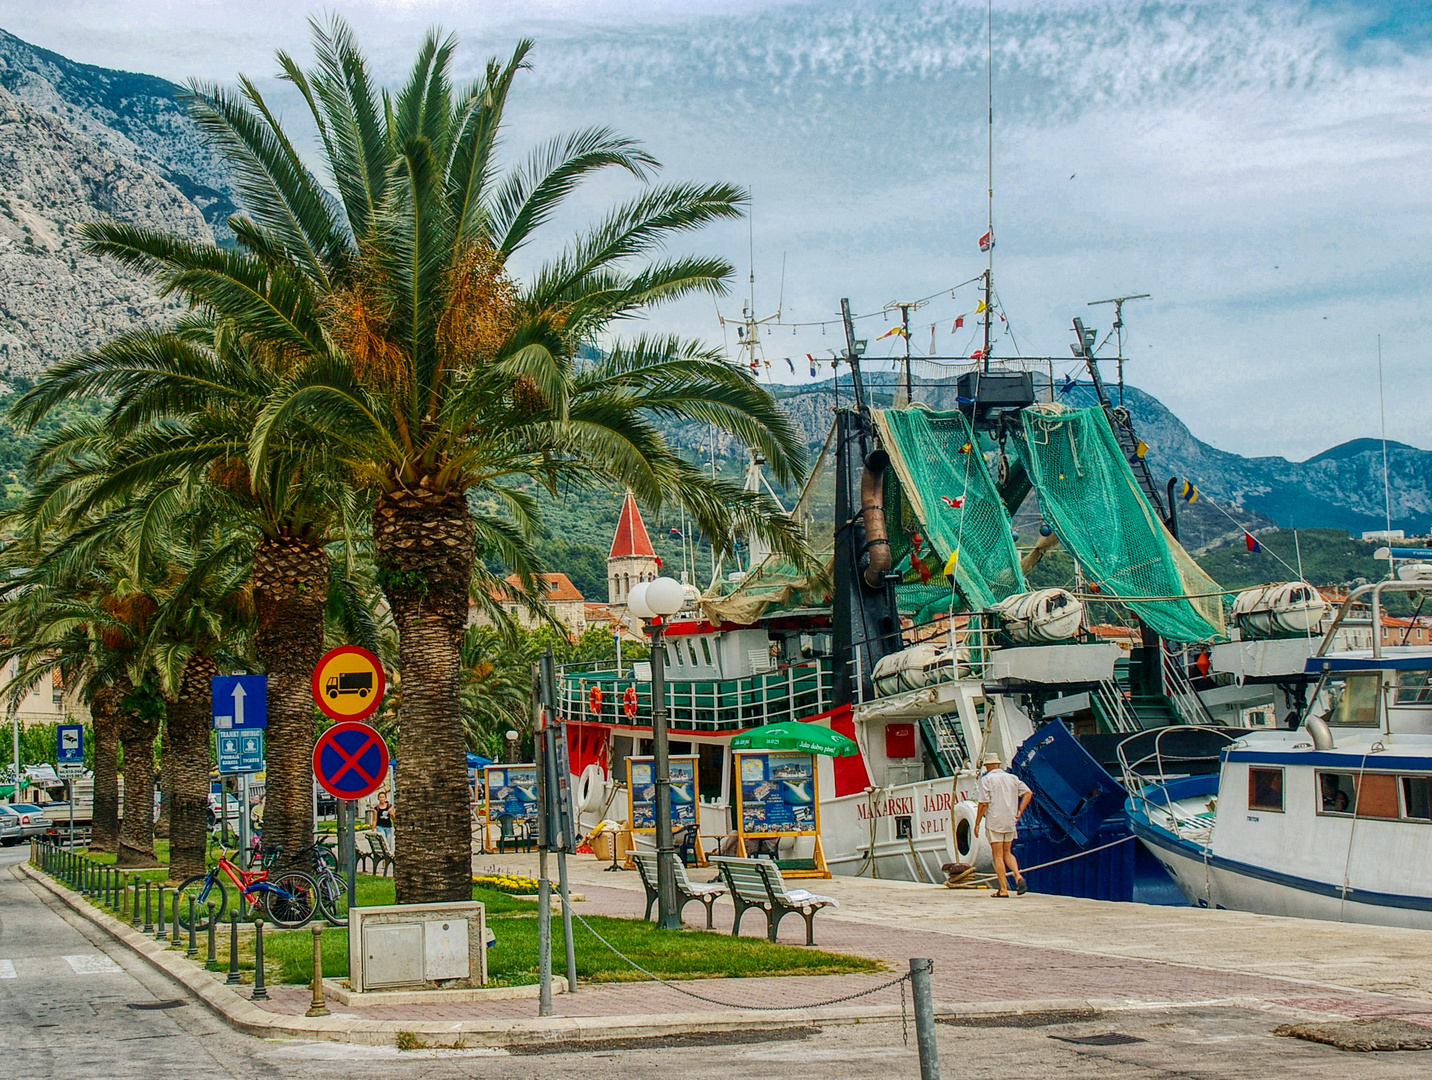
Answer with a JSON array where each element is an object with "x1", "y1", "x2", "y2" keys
[
  {"x1": 1057, "y1": 383, "x2": 1432, "y2": 538},
  {"x1": 0, "y1": 31, "x2": 235, "y2": 239},
  {"x1": 0, "y1": 29, "x2": 231, "y2": 379}
]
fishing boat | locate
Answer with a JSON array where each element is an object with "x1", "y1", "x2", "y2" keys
[{"x1": 1125, "y1": 571, "x2": 1432, "y2": 929}]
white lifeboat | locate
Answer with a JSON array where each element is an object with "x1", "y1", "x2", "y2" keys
[
  {"x1": 993, "y1": 588, "x2": 1084, "y2": 643},
  {"x1": 1231, "y1": 581, "x2": 1325, "y2": 637}
]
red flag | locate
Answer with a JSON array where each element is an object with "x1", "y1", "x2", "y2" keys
[
  {"x1": 941, "y1": 495, "x2": 966, "y2": 510},
  {"x1": 952, "y1": 315, "x2": 964, "y2": 330},
  {"x1": 970, "y1": 348, "x2": 984, "y2": 360},
  {"x1": 1245, "y1": 533, "x2": 1262, "y2": 553},
  {"x1": 979, "y1": 230, "x2": 995, "y2": 252}
]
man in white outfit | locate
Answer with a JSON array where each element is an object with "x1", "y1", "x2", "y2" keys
[{"x1": 974, "y1": 752, "x2": 1032, "y2": 897}]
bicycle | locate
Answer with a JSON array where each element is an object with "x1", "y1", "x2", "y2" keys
[
  {"x1": 173, "y1": 846, "x2": 319, "y2": 931},
  {"x1": 290, "y1": 840, "x2": 350, "y2": 926}
]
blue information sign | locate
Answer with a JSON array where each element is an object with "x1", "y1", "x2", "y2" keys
[
  {"x1": 627, "y1": 755, "x2": 698, "y2": 831},
  {"x1": 57, "y1": 724, "x2": 84, "y2": 764},
  {"x1": 217, "y1": 730, "x2": 265, "y2": 774},
  {"x1": 212, "y1": 674, "x2": 267, "y2": 730}
]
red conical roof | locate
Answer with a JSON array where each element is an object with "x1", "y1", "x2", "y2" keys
[{"x1": 609, "y1": 491, "x2": 655, "y2": 559}]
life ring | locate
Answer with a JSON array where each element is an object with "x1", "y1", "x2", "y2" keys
[
  {"x1": 945, "y1": 799, "x2": 990, "y2": 870},
  {"x1": 623, "y1": 684, "x2": 639, "y2": 719},
  {"x1": 577, "y1": 764, "x2": 605, "y2": 814},
  {"x1": 588, "y1": 685, "x2": 604, "y2": 715}
]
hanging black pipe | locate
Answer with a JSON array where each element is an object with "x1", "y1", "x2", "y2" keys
[{"x1": 860, "y1": 449, "x2": 891, "y2": 589}]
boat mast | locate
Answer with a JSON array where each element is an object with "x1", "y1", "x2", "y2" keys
[
  {"x1": 1088, "y1": 293, "x2": 1150, "y2": 407},
  {"x1": 983, "y1": 0, "x2": 993, "y2": 373}
]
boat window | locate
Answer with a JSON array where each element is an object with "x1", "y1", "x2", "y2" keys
[
  {"x1": 1395, "y1": 670, "x2": 1432, "y2": 705},
  {"x1": 700, "y1": 637, "x2": 713, "y2": 666},
  {"x1": 1358, "y1": 774, "x2": 1400, "y2": 819},
  {"x1": 688, "y1": 640, "x2": 701, "y2": 667},
  {"x1": 1309, "y1": 672, "x2": 1382, "y2": 727},
  {"x1": 666, "y1": 644, "x2": 680, "y2": 667},
  {"x1": 1317, "y1": 771, "x2": 1357, "y2": 815},
  {"x1": 1403, "y1": 777, "x2": 1432, "y2": 821},
  {"x1": 1248, "y1": 767, "x2": 1284, "y2": 812}
]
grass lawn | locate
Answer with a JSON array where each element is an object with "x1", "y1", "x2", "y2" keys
[{"x1": 52, "y1": 857, "x2": 881, "y2": 987}]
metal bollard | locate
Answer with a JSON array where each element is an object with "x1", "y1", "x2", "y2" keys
[
  {"x1": 132, "y1": 881, "x2": 143, "y2": 928},
  {"x1": 155, "y1": 886, "x2": 167, "y2": 939},
  {"x1": 226, "y1": 911, "x2": 241, "y2": 985},
  {"x1": 910, "y1": 958, "x2": 941, "y2": 1080},
  {"x1": 187, "y1": 897, "x2": 198, "y2": 958},
  {"x1": 305, "y1": 925, "x2": 329, "y2": 1017},
  {"x1": 144, "y1": 881, "x2": 154, "y2": 933},
  {"x1": 206, "y1": 903, "x2": 217, "y2": 968},
  {"x1": 172, "y1": 892, "x2": 182, "y2": 946},
  {"x1": 251, "y1": 919, "x2": 267, "y2": 1001}
]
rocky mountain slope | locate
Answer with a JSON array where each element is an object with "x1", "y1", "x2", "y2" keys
[
  {"x1": 0, "y1": 29, "x2": 230, "y2": 378},
  {"x1": 1061, "y1": 383, "x2": 1432, "y2": 538}
]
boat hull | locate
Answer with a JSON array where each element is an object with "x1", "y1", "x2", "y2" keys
[{"x1": 1130, "y1": 803, "x2": 1432, "y2": 931}]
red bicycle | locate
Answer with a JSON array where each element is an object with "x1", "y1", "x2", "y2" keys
[{"x1": 173, "y1": 846, "x2": 317, "y2": 930}]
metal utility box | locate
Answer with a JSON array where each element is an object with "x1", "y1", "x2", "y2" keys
[
  {"x1": 348, "y1": 901, "x2": 487, "y2": 993},
  {"x1": 956, "y1": 371, "x2": 1035, "y2": 418},
  {"x1": 362, "y1": 923, "x2": 424, "y2": 988}
]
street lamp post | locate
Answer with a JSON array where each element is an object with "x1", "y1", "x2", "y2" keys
[{"x1": 627, "y1": 577, "x2": 686, "y2": 930}]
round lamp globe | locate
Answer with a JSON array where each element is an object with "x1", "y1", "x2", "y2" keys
[
  {"x1": 626, "y1": 580, "x2": 654, "y2": 620},
  {"x1": 646, "y1": 576, "x2": 686, "y2": 617}
]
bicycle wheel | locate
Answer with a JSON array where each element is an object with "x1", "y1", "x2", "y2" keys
[
  {"x1": 315, "y1": 870, "x2": 349, "y2": 927},
  {"x1": 174, "y1": 874, "x2": 228, "y2": 931},
  {"x1": 262, "y1": 869, "x2": 318, "y2": 928}
]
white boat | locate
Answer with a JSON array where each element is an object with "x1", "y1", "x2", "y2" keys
[{"x1": 1126, "y1": 578, "x2": 1432, "y2": 929}]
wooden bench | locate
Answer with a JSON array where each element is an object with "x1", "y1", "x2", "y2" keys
[
  {"x1": 631, "y1": 850, "x2": 727, "y2": 929},
  {"x1": 711, "y1": 855, "x2": 837, "y2": 945},
  {"x1": 364, "y1": 831, "x2": 394, "y2": 877}
]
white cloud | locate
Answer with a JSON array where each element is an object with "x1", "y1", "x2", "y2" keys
[{"x1": 3, "y1": 0, "x2": 1429, "y2": 459}]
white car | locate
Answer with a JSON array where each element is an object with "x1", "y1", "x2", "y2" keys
[{"x1": 0, "y1": 803, "x2": 54, "y2": 840}]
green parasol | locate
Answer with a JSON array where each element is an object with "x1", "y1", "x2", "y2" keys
[{"x1": 729, "y1": 720, "x2": 859, "y2": 757}]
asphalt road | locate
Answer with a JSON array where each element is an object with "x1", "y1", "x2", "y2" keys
[{"x1": 2, "y1": 846, "x2": 1426, "y2": 1079}]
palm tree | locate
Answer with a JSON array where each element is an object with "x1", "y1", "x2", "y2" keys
[{"x1": 22, "y1": 18, "x2": 809, "y2": 902}]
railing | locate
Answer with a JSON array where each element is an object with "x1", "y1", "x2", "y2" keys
[
  {"x1": 1094, "y1": 679, "x2": 1142, "y2": 734},
  {"x1": 1161, "y1": 647, "x2": 1218, "y2": 726},
  {"x1": 558, "y1": 657, "x2": 835, "y2": 733},
  {"x1": 1117, "y1": 727, "x2": 1238, "y2": 846}
]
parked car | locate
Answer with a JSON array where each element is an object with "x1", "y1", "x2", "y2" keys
[
  {"x1": 207, "y1": 792, "x2": 242, "y2": 829},
  {"x1": 0, "y1": 803, "x2": 54, "y2": 839},
  {"x1": 0, "y1": 810, "x2": 22, "y2": 846}
]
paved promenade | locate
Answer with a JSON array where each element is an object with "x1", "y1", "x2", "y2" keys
[
  {"x1": 15, "y1": 844, "x2": 1432, "y2": 1038},
  {"x1": 195, "y1": 847, "x2": 1432, "y2": 1026}
]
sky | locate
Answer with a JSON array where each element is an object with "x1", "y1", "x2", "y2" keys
[{"x1": 3, "y1": 0, "x2": 1429, "y2": 461}]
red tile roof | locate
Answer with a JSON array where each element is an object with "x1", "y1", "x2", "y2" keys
[
  {"x1": 609, "y1": 491, "x2": 655, "y2": 559},
  {"x1": 494, "y1": 572, "x2": 584, "y2": 603}
]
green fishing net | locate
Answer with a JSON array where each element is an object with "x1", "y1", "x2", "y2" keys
[{"x1": 1012, "y1": 404, "x2": 1226, "y2": 642}]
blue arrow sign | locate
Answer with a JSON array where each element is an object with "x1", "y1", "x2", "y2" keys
[
  {"x1": 212, "y1": 674, "x2": 267, "y2": 730},
  {"x1": 57, "y1": 724, "x2": 84, "y2": 764},
  {"x1": 217, "y1": 730, "x2": 265, "y2": 774}
]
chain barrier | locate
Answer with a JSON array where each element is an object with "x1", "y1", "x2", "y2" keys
[{"x1": 567, "y1": 909, "x2": 911, "y2": 1012}]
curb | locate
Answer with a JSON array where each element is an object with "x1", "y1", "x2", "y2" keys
[{"x1": 14, "y1": 860, "x2": 1314, "y2": 1048}]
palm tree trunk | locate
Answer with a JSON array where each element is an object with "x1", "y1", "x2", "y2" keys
[
  {"x1": 154, "y1": 717, "x2": 171, "y2": 839},
  {"x1": 88, "y1": 682, "x2": 125, "y2": 853},
  {"x1": 117, "y1": 702, "x2": 160, "y2": 868},
  {"x1": 374, "y1": 486, "x2": 475, "y2": 904},
  {"x1": 252, "y1": 536, "x2": 329, "y2": 862},
  {"x1": 168, "y1": 655, "x2": 218, "y2": 882}
]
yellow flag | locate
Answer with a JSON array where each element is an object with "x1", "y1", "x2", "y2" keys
[
  {"x1": 943, "y1": 549, "x2": 960, "y2": 577},
  {"x1": 1135, "y1": 439, "x2": 1148, "y2": 458},
  {"x1": 975, "y1": 300, "x2": 987, "y2": 313}
]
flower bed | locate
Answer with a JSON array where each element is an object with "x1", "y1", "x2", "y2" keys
[{"x1": 472, "y1": 873, "x2": 539, "y2": 894}]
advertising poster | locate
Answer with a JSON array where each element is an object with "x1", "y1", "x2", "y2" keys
[
  {"x1": 484, "y1": 765, "x2": 539, "y2": 825},
  {"x1": 626, "y1": 755, "x2": 698, "y2": 831},
  {"x1": 737, "y1": 751, "x2": 817, "y2": 836}
]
